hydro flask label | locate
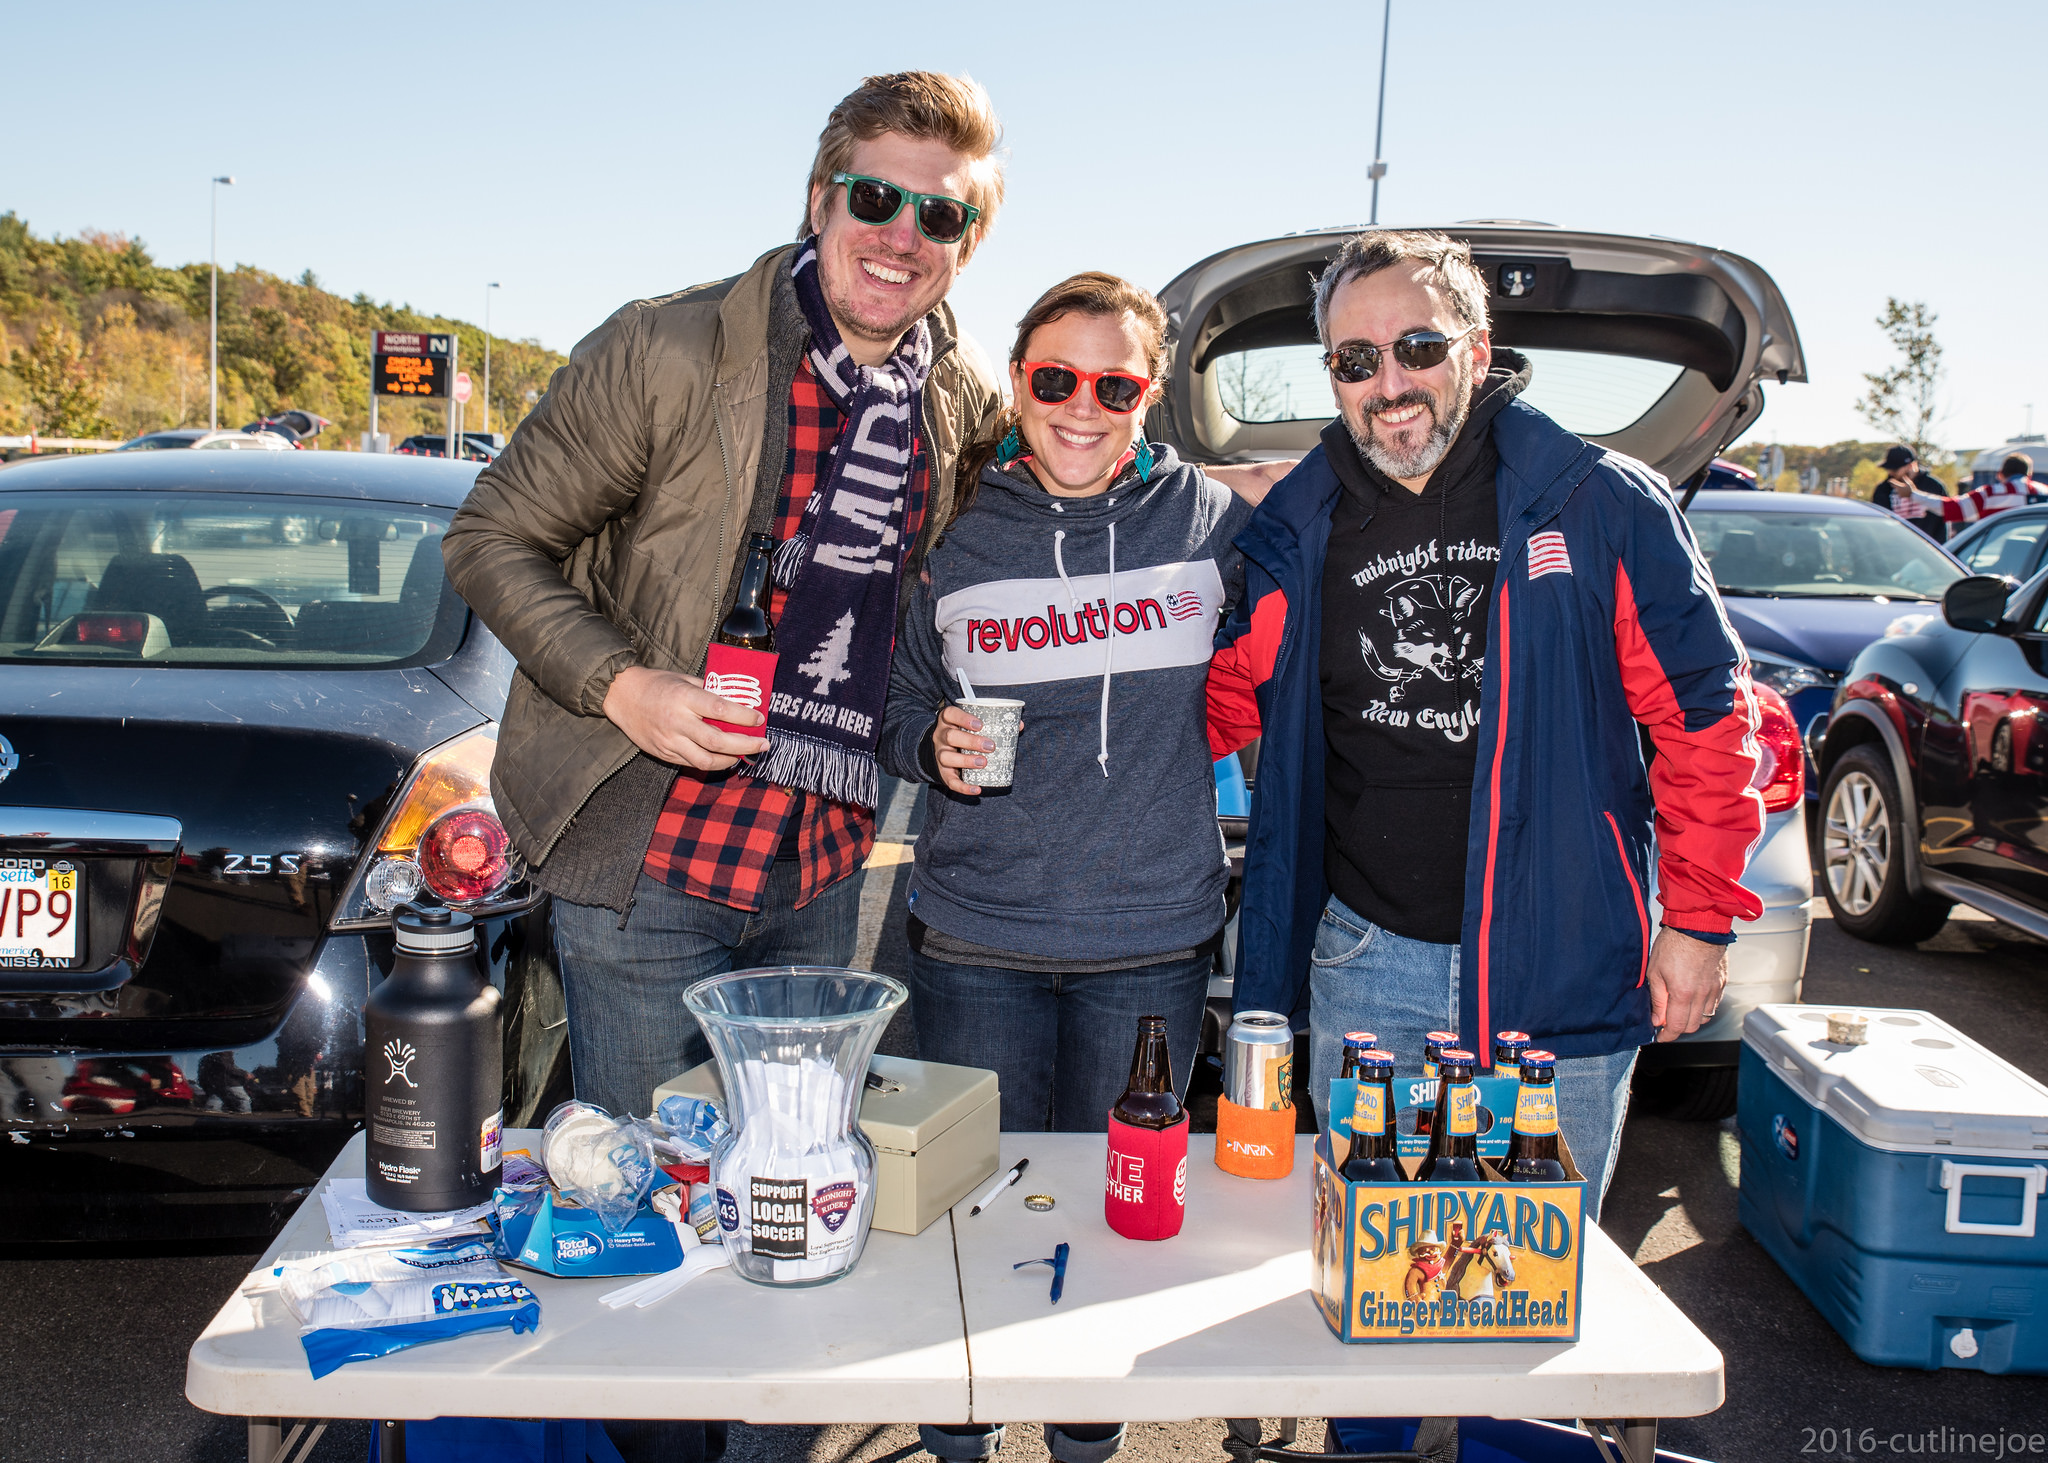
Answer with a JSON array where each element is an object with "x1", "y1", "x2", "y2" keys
[
  {"x1": 1513, "y1": 1088, "x2": 1558, "y2": 1136},
  {"x1": 373, "y1": 1123, "x2": 435, "y2": 1149},
  {"x1": 1445, "y1": 1085, "x2": 1479, "y2": 1136},
  {"x1": 750, "y1": 1176, "x2": 808, "y2": 1260},
  {"x1": 382, "y1": 1038, "x2": 421, "y2": 1087}
]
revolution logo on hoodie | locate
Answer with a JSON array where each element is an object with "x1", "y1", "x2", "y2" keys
[{"x1": 878, "y1": 443, "x2": 1252, "y2": 962}]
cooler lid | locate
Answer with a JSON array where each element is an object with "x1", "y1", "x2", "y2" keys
[{"x1": 1744, "y1": 1005, "x2": 2048, "y2": 1155}]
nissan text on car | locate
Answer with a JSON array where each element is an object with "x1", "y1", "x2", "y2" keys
[{"x1": 1153, "y1": 222, "x2": 1811, "y2": 1119}]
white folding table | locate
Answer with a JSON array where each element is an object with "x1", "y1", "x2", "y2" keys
[{"x1": 188, "y1": 1133, "x2": 1720, "y2": 1463}]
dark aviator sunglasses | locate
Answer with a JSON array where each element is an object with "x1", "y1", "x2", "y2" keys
[{"x1": 1323, "y1": 325, "x2": 1477, "y2": 384}]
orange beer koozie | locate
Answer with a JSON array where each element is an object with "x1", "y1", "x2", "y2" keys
[
  {"x1": 1214, "y1": 1095, "x2": 1295, "y2": 1179},
  {"x1": 701, "y1": 644, "x2": 777, "y2": 737},
  {"x1": 1105, "y1": 1113, "x2": 1188, "y2": 1240}
]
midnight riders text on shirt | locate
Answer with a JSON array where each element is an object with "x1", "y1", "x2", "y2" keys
[{"x1": 1319, "y1": 358, "x2": 1529, "y2": 945}]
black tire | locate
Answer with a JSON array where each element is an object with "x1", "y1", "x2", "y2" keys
[
  {"x1": 1818, "y1": 744, "x2": 1953, "y2": 943},
  {"x1": 1631, "y1": 1063, "x2": 1739, "y2": 1121}
]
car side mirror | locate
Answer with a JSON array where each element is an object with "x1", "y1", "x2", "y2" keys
[{"x1": 1942, "y1": 575, "x2": 2013, "y2": 634}]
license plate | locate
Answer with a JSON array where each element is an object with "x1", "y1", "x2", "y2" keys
[{"x1": 0, "y1": 858, "x2": 82, "y2": 969}]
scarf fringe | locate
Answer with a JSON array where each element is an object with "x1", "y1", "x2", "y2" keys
[
  {"x1": 759, "y1": 729, "x2": 881, "y2": 812},
  {"x1": 771, "y1": 534, "x2": 810, "y2": 590}
]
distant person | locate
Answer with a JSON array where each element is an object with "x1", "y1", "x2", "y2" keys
[
  {"x1": 1926, "y1": 452, "x2": 2045, "y2": 530},
  {"x1": 1871, "y1": 446, "x2": 1949, "y2": 543}
]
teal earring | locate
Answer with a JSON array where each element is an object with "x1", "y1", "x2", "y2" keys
[
  {"x1": 998, "y1": 425, "x2": 1023, "y2": 462},
  {"x1": 1132, "y1": 435, "x2": 1156, "y2": 481}
]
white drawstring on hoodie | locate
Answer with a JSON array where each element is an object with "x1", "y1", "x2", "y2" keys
[{"x1": 1052, "y1": 524, "x2": 1118, "y2": 778}]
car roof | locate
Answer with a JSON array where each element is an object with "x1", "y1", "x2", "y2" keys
[
  {"x1": 1685, "y1": 489, "x2": 1885, "y2": 517},
  {"x1": 0, "y1": 447, "x2": 482, "y2": 508}
]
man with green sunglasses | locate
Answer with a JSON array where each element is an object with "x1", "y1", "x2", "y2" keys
[{"x1": 444, "y1": 78, "x2": 1006, "y2": 1463}]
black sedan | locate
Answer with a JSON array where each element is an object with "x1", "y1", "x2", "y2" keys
[
  {"x1": 0, "y1": 450, "x2": 565, "y2": 1241},
  {"x1": 1810, "y1": 566, "x2": 2048, "y2": 945}
]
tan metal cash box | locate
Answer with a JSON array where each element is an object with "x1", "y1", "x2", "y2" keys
[{"x1": 653, "y1": 1053, "x2": 1000, "y2": 1237}]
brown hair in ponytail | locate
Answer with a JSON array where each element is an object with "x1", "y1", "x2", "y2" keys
[{"x1": 949, "y1": 271, "x2": 1169, "y2": 524}]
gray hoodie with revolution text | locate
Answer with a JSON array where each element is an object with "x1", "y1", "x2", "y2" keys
[{"x1": 878, "y1": 444, "x2": 1253, "y2": 961}]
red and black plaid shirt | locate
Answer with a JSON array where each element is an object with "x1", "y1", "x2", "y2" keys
[{"x1": 642, "y1": 358, "x2": 927, "y2": 912}]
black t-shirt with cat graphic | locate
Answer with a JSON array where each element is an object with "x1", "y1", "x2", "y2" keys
[{"x1": 1318, "y1": 358, "x2": 1528, "y2": 946}]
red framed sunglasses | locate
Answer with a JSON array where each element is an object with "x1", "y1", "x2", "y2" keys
[{"x1": 1021, "y1": 361, "x2": 1153, "y2": 415}]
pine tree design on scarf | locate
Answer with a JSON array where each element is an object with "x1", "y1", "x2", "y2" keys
[{"x1": 800, "y1": 612, "x2": 857, "y2": 697}]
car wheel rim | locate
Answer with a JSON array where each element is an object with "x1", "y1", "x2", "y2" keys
[{"x1": 1824, "y1": 770, "x2": 1890, "y2": 917}]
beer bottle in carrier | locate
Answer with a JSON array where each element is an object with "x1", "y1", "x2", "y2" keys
[
  {"x1": 1338, "y1": 1031, "x2": 1378, "y2": 1080},
  {"x1": 1105, "y1": 1015, "x2": 1189, "y2": 1240},
  {"x1": 702, "y1": 532, "x2": 778, "y2": 736},
  {"x1": 1493, "y1": 1030, "x2": 1531, "y2": 1073},
  {"x1": 1417, "y1": 1030, "x2": 1460, "y2": 1138},
  {"x1": 1340, "y1": 1049, "x2": 1406, "y2": 1183},
  {"x1": 1503, "y1": 1049, "x2": 1569, "y2": 1182},
  {"x1": 1416, "y1": 1049, "x2": 1485, "y2": 1184},
  {"x1": 365, "y1": 906, "x2": 502, "y2": 1211}
]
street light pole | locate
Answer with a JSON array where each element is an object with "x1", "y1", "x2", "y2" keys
[
  {"x1": 1368, "y1": 0, "x2": 1391, "y2": 225},
  {"x1": 484, "y1": 282, "x2": 500, "y2": 436},
  {"x1": 209, "y1": 175, "x2": 235, "y2": 429}
]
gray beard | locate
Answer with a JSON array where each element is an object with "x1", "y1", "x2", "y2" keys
[{"x1": 1346, "y1": 355, "x2": 1474, "y2": 481}]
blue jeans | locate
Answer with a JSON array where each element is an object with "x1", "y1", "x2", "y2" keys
[
  {"x1": 551, "y1": 862, "x2": 864, "y2": 1118},
  {"x1": 907, "y1": 942, "x2": 1212, "y2": 1132},
  {"x1": 1307, "y1": 894, "x2": 1636, "y2": 1220}
]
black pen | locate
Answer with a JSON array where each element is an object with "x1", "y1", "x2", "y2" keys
[{"x1": 970, "y1": 1158, "x2": 1029, "y2": 1215}]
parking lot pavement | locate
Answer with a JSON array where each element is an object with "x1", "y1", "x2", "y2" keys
[{"x1": 6, "y1": 795, "x2": 2048, "y2": 1463}]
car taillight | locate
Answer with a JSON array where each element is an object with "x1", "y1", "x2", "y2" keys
[
  {"x1": 334, "y1": 726, "x2": 530, "y2": 925},
  {"x1": 419, "y1": 807, "x2": 514, "y2": 902},
  {"x1": 1751, "y1": 683, "x2": 1805, "y2": 814},
  {"x1": 73, "y1": 614, "x2": 150, "y2": 646}
]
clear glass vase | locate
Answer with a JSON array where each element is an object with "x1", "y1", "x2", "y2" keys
[{"x1": 682, "y1": 966, "x2": 906, "y2": 1287}]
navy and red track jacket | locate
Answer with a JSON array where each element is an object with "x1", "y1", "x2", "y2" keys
[{"x1": 1208, "y1": 399, "x2": 1765, "y2": 1058}]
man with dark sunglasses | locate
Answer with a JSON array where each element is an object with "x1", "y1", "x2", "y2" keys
[
  {"x1": 1210, "y1": 231, "x2": 1763, "y2": 1219},
  {"x1": 443, "y1": 80, "x2": 1003, "y2": 1461}
]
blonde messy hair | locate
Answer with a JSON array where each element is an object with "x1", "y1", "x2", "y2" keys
[{"x1": 802, "y1": 72, "x2": 1005, "y2": 263}]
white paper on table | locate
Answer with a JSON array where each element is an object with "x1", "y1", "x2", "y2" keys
[{"x1": 320, "y1": 1177, "x2": 494, "y2": 1248}]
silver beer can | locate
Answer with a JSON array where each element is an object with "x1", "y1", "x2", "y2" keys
[{"x1": 1225, "y1": 1010, "x2": 1295, "y2": 1111}]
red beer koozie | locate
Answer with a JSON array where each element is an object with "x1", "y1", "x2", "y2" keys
[
  {"x1": 1105, "y1": 1114, "x2": 1189, "y2": 1240},
  {"x1": 701, "y1": 643, "x2": 777, "y2": 737}
]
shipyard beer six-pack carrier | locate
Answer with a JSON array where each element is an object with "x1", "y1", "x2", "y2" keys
[{"x1": 1312, "y1": 1039, "x2": 1587, "y2": 1344}]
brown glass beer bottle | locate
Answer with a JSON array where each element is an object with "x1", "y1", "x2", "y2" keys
[
  {"x1": 717, "y1": 533, "x2": 777, "y2": 651},
  {"x1": 1112, "y1": 1015, "x2": 1182, "y2": 1128},
  {"x1": 1340, "y1": 1049, "x2": 1406, "y2": 1183},
  {"x1": 1338, "y1": 1031, "x2": 1378, "y2": 1081},
  {"x1": 1503, "y1": 1049, "x2": 1569, "y2": 1182},
  {"x1": 1417, "y1": 1049, "x2": 1485, "y2": 1183}
]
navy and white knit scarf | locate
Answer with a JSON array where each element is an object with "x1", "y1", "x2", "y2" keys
[{"x1": 754, "y1": 238, "x2": 932, "y2": 811}]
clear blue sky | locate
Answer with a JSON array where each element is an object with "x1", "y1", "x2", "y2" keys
[{"x1": 10, "y1": 0, "x2": 2044, "y2": 455}]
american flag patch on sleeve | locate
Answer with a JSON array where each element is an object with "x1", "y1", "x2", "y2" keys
[{"x1": 1527, "y1": 531, "x2": 1573, "y2": 579}]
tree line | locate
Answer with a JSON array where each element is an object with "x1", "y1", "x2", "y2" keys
[{"x1": 0, "y1": 212, "x2": 566, "y2": 445}]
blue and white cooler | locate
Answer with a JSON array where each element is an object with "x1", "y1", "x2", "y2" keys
[{"x1": 1739, "y1": 1004, "x2": 2048, "y2": 1374}]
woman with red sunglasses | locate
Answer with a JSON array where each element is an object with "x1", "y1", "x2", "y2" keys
[{"x1": 877, "y1": 273, "x2": 1289, "y2": 1144}]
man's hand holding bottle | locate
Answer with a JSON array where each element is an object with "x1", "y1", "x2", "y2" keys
[{"x1": 603, "y1": 666, "x2": 769, "y2": 771}]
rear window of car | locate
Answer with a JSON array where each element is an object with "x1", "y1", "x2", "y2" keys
[
  {"x1": 0, "y1": 492, "x2": 466, "y2": 668},
  {"x1": 1211, "y1": 345, "x2": 1686, "y2": 436},
  {"x1": 1692, "y1": 508, "x2": 1964, "y2": 600}
]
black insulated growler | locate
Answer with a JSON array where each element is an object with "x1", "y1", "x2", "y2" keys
[{"x1": 365, "y1": 906, "x2": 503, "y2": 1211}]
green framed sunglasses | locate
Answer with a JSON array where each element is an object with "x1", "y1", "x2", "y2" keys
[{"x1": 830, "y1": 172, "x2": 981, "y2": 245}]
